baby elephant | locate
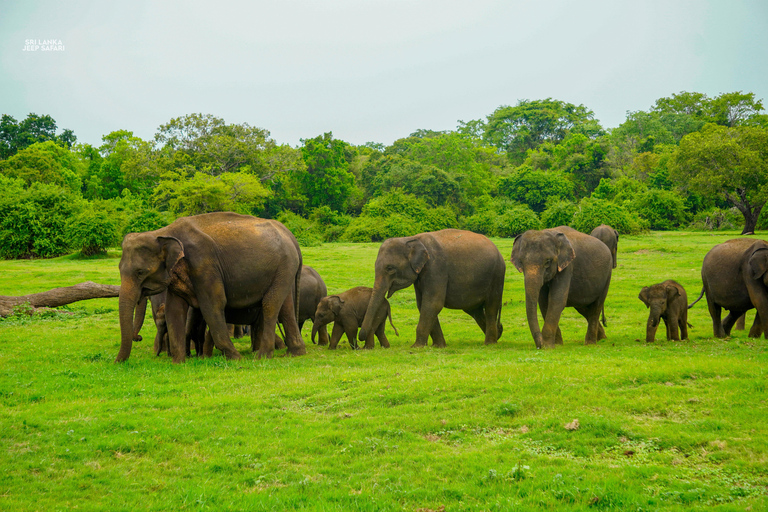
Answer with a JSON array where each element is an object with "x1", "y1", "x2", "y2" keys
[
  {"x1": 312, "y1": 286, "x2": 398, "y2": 349},
  {"x1": 638, "y1": 280, "x2": 689, "y2": 342}
]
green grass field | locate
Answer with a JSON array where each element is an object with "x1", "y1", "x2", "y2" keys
[{"x1": 1, "y1": 231, "x2": 766, "y2": 511}]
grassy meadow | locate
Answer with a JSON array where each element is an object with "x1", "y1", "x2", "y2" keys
[{"x1": 0, "y1": 231, "x2": 767, "y2": 511}]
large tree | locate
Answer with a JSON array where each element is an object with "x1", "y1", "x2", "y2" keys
[
  {"x1": 0, "y1": 113, "x2": 75, "y2": 159},
  {"x1": 297, "y1": 132, "x2": 356, "y2": 212},
  {"x1": 484, "y1": 98, "x2": 601, "y2": 164},
  {"x1": 673, "y1": 123, "x2": 768, "y2": 234}
]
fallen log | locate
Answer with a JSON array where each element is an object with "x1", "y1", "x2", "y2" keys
[{"x1": 0, "y1": 281, "x2": 120, "y2": 317}]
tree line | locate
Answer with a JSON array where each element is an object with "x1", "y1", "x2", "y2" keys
[{"x1": 0, "y1": 91, "x2": 766, "y2": 259}]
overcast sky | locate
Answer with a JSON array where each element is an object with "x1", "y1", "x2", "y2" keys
[{"x1": 1, "y1": 0, "x2": 766, "y2": 148}]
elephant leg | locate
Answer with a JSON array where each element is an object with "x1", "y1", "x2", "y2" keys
[
  {"x1": 277, "y1": 290, "x2": 306, "y2": 357},
  {"x1": 735, "y1": 313, "x2": 746, "y2": 331},
  {"x1": 374, "y1": 320, "x2": 390, "y2": 348},
  {"x1": 413, "y1": 288, "x2": 446, "y2": 348},
  {"x1": 722, "y1": 310, "x2": 744, "y2": 337},
  {"x1": 575, "y1": 303, "x2": 602, "y2": 345},
  {"x1": 706, "y1": 295, "x2": 726, "y2": 338},
  {"x1": 329, "y1": 322, "x2": 344, "y2": 350},
  {"x1": 542, "y1": 281, "x2": 569, "y2": 348},
  {"x1": 344, "y1": 321, "x2": 361, "y2": 350},
  {"x1": 316, "y1": 322, "x2": 330, "y2": 346},
  {"x1": 748, "y1": 311, "x2": 763, "y2": 338},
  {"x1": 165, "y1": 293, "x2": 189, "y2": 363}
]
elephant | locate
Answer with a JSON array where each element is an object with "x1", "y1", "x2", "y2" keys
[
  {"x1": 638, "y1": 280, "x2": 689, "y2": 342},
  {"x1": 117, "y1": 212, "x2": 306, "y2": 363},
  {"x1": 590, "y1": 224, "x2": 618, "y2": 269},
  {"x1": 359, "y1": 229, "x2": 505, "y2": 348},
  {"x1": 299, "y1": 266, "x2": 329, "y2": 346},
  {"x1": 312, "y1": 286, "x2": 398, "y2": 349},
  {"x1": 511, "y1": 226, "x2": 612, "y2": 348},
  {"x1": 688, "y1": 238, "x2": 768, "y2": 338}
]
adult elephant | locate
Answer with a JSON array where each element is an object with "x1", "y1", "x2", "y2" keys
[
  {"x1": 511, "y1": 226, "x2": 612, "y2": 348},
  {"x1": 691, "y1": 238, "x2": 768, "y2": 338},
  {"x1": 116, "y1": 212, "x2": 306, "y2": 363},
  {"x1": 590, "y1": 224, "x2": 618, "y2": 269},
  {"x1": 359, "y1": 229, "x2": 505, "y2": 347}
]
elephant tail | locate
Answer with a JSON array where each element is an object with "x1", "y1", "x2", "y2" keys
[
  {"x1": 601, "y1": 305, "x2": 607, "y2": 327},
  {"x1": 688, "y1": 287, "x2": 705, "y2": 309},
  {"x1": 387, "y1": 304, "x2": 399, "y2": 336}
]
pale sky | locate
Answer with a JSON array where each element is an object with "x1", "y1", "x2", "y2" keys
[{"x1": 1, "y1": 0, "x2": 766, "y2": 148}]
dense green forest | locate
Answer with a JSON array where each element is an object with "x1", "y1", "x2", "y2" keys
[{"x1": 1, "y1": 91, "x2": 767, "y2": 258}]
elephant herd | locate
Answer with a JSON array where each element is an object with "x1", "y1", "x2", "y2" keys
[{"x1": 116, "y1": 212, "x2": 768, "y2": 364}]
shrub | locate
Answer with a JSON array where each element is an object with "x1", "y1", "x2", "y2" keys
[
  {"x1": 0, "y1": 181, "x2": 77, "y2": 259},
  {"x1": 571, "y1": 197, "x2": 647, "y2": 235},
  {"x1": 277, "y1": 210, "x2": 324, "y2": 247},
  {"x1": 690, "y1": 207, "x2": 744, "y2": 231},
  {"x1": 494, "y1": 205, "x2": 542, "y2": 237},
  {"x1": 66, "y1": 207, "x2": 120, "y2": 256},
  {"x1": 341, "y1": 216, "x2": 389, "y2": 242},
  {"x1": 463, "y1": 201, "x2": 541, "y2": 237},
  {"x1": 631, "y1": 189, "x2": 689, "y2": 230},
  {"x1": 123, "y1": 209, "x2": 170, "y2": 236},
  {"x1": 540, "y1": 200, "x2": 577, "y2": 228}
]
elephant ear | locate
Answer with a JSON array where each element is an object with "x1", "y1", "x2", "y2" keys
[
  {"x1": 614, "y1": 229, "x2": 619, "y2": 241},
  {"x1": 665, "y1": 284, "x2": 680, "y2": 302},
  {"x1": 555, "y1": 232, "x2": 575, "y2": 272},
  {"x1": 329, "y1": 296, "x2": 344, "y2": 316},
  {"x1": 638, "y1": 287, "x2": 651, "y2": 308},
  {"x1": 748, "y1": 244, "x2": 768, "y2": 281},
  {"x1": 157, "y1": 236, "x2": 184, "y2": 272},
  {"x1": 406, "y1": 239, "x2": 429, "y2": 275}
]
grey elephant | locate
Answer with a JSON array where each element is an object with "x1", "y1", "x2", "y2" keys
[
  {"x1": 689, "y1": 238, "x2": 768, "y2": 338},
  {"x1": 638, "y1": 280, "x2": 689, "y2": 342},
  {"x1": 590, "y1": 224, "x2": 618, "y2": 269},
  {"x1": 359, "y1": 229, "x2": 505, "y2": 348},
  {"x1": 312, "y1": 286, "x2": 398, "y2": 349},
  {"x1": 117, "y1": 212, "x2": 306, "y2": 363},
  {"x1": 299, "y1": 266, "x2": 329, "y2": 346},
  {"x1": 590, "y1": 224, "x2": 619, "y2": 326},
  {"x1": 511, "y1": 226, "x2": 612, "y2": 348}
]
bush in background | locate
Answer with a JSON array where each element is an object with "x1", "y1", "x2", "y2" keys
[
  {"x1": 689, "y1": 207, "x2": 744, "y2": 231},
  {"x1": 66, "y1": 206, "x2": 120, "y2": 256},
  {"x1": 540, "y1": 199, "x2": 577, "y2": 228},
  {"x1": 0, "y1": 179, "x2": 77, "y2": 258},
  {"x1": 571, "y1": 197, "x2": 647, "y2": 234},
  {"x1": 632, "y1": 189, "x2": 689, "y2": 230}
]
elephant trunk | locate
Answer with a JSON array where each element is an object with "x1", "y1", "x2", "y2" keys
[
  {"x1": 523, "y1": 271, "x2": 544, "y2": 349},
  {"x1": 646, "y1": 307, "x2": 662, "y2": 342},
  {"x1": 360, "y1": 275, "x2": 388, "y2": 342},
  {"x1": 116, "y1": 282, "x2": 141, "y2": 362},
  {"x1": 311, "y1": 320, "x2": 323, "y2": 344}
]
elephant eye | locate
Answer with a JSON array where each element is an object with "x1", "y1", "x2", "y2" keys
[{"x1": 386, "y1": 265, "x2": 396, "y2": 274}]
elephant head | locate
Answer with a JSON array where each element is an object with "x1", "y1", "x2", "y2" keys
[
  {"x1": 311, "y1": 295, "x2": 343, "y2": 343},
  {"x1": 748, "y1": 242, "x2": 768, "y2": 287},
  {"x1": 359, "y1": 237, "x2": 428, "y2": 341},
  {"x1": 639, "y1": 283, "x2": 678, "y2": 342},
  {"x1": 510, "y1": 230, "x2": 575, "y2": 349},
  {"x1": 116, "y1": 232, "x2": 184, "y2": 362}
]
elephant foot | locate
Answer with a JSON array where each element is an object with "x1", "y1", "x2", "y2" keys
[
  {"x1": 288, "y1": 345, "x2": 307, "y2": 356},
  {"x1": 379, "y1": 340, "x2": 390, "y2": 349},
  {"x1": 484, "y1": 339, "x2": 498, "y2": 345},
  {"x1": 584, "y1": 339, "x2": 597, "y2": 345},
  {"x1": 431, "y1": 341, "x2": 447, "y2": 348},
  {"x1": 411, "y1": 341, "x2": 427, "y2": 348},
  {"x1": 225, "y1": 350, "x2": 243, "y2": 360}
]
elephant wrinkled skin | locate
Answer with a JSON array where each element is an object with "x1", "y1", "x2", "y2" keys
[
  {"x1": 117, "y1": 212, "x2": 306, "y2": 363},
  {"x1": 511, "y1": 226, "x2": 612, "y2": 348},
  {"x1": 359, "y1": 229, "x2": 505, "y2": 348}
]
